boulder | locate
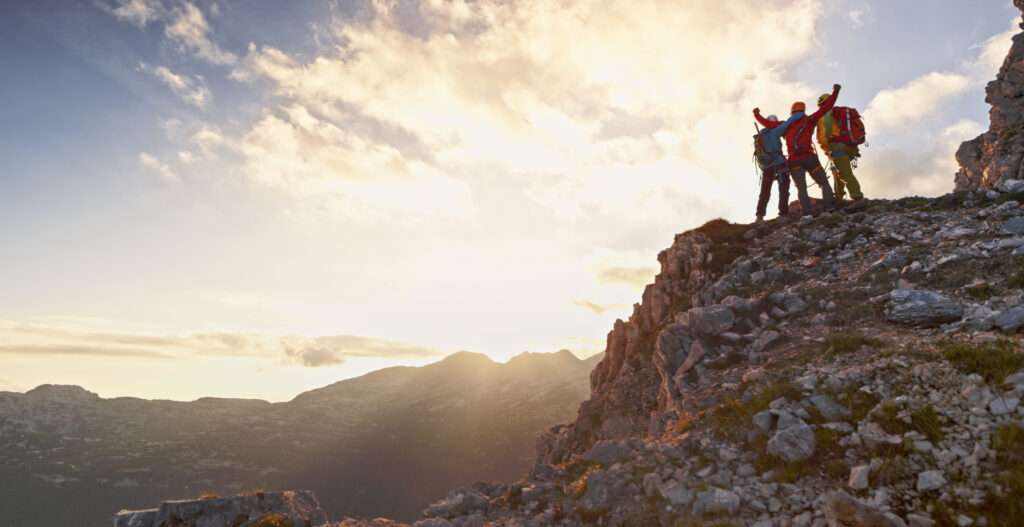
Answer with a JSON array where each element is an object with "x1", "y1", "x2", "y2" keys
[
  {"x1": 678, "y1": 305, "x2": 735, "y2": 336},
  {"x1": 767, "y1": 421, "x2": 816, "y2": 462},
  {"x1": 1002, "y1": 217, "x2": 1024, "y2": 236},
  {"x1": 848, "y1": 465, "x2": 871, "y2": 490},
  {"x1": 916, "y1": 470, "x2": 946, "y2": 492},
  {"x1": 691, "y1": 488, "x2": 740, "y2": 517},
  {"x1": 995, "y1": 305, "x2": 1024, "y2": 332},
  {"x1": 887, "y1": 289, "x2": 963, "y2": 326},
  {"x1": 582, "y1": 440, "x2": 633, "y2": 466},
  {"x1": 114, "y1": 491, "x2": 328, "y2": 527}
]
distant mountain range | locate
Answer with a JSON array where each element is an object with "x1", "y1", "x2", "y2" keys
[{"x1": 0, "y1": 350, "x2": 600, "y2": 526}]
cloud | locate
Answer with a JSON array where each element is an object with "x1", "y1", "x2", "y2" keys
[
  {"x1": 971, "y1": 19, "x2": 1018, "y2": 82},
  {"x1": 0, "y1": 345, "x2": 174, "y2": 359},
  {"x1": 848, "y1": 5, "x2": 871, "y2": 29},
  {"x1": 105, "y1": 0, "x2": 163, "y2": 27},
  {"x1": 865, "y1": 72, "x2": 971, "y2": 132},
  {"x1": 597, "y1": 266, "x2": 657, "y2": 287},
  {"x1": 164, "y1": 2, "x2": 237, "y2": 65},
  {"x1": 283, "y1": 335, "x2": 439, "y2": 368},
  {"x1": 138, "y1": 152, "x2": 180, "y2": 183},
  {"x1": 104, "y1": 0, "x2": 236, "y2": 65},
  {"x1": 223, "y1": 0, "x2": 824, "y2": 231},
  {"x1": 573, "y1": 300, "x2": 624, "y2": 315},
  {"x1": 858, "y1": 119, "x2": 984, "y2": 198},
  {"x1": 138, "y1": 63, "x2": 211, "y2": 108},
  {"x1": 0, "y1": 319, "x2": 438, "y2": 368}
]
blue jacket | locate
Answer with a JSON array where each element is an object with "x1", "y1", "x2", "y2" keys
[{"x1": 760, "y1": 113, "x2": 801, "y2": 155}]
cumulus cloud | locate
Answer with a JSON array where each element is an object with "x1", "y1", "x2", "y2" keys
[
  {"x1": 138, "y1": 63, "x2": 211, "y2": 108},
  {"x1": 138, "y1": 152, "x2": 180, "y2": 183},
  {"x1": 858, "y1": 119, "x2": 985, "y2": 198},
  {"x1": 104, "y1": 0, "x2": 236, "y2": 65},
  {"x1": 971, "y1": 19, "x2": 1018, "y2": 82},
  {"x1": 225, "y1": 0, "x2": 824, "y2": 231},
  {"x1": 865, "y1": 72, "x2": 972, "y2": 132}
]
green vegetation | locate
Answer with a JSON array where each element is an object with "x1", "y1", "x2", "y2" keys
[
  {"x1": 942, "y1": 340, "x2": 1024, "y2": 384},
  {"x1": 710, "y1": 381, "x2": 802, "y2": 440},
  {"x1": 871, "y1": 457, "x2": 912, "y2": 487},
  {"x1": 910, "y1": 405, "x2": 945, "y2": 444},
  {"x1": 694, "y1": 218, "x2": 750, "y2": 275},
  {"x1": 995, "y1": 190, "x2": 1024, "y2": 205},
  {"x1": 977, "y1": 424, "x2": 1024, "y2": 526},
  {"x1": 1009, "y1": 268, "x2": 1024, "y2": 290},
  {"x1": 752, "y1": 426, "x2": 847, "y2": 484},
  {"x1": 873, "y1": 402, "x2": 910, "y2": 436},
  {"x1": 822, "y1": 332, "x2": 882, "y2": 356},
  {"x1": 835, "y1": 385, "x2": 880, "y2": 422},
  {"x1": 965, "y1": 282, "x2": 996, "y2": 301}
]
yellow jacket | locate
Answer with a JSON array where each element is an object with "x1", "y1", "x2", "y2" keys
[{"x1": 816, "y1": 110, "x2": 838, "y2": 155}]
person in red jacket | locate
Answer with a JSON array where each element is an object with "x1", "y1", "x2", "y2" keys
[{"x1": 755, "y1": 84, "x2": 840, "y2": 216}]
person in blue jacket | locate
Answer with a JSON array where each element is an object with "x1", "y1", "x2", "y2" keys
[{"x1": 752, "y1": 110, "x2": 801, "y2": 222}]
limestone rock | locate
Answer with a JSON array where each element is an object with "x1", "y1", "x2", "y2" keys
[
  {"x1": 767, "y1": 421, "x2": 816, "y2": 462},
  {"x1": 887, "y1": 289, "x2": 964, "y2": 326}
]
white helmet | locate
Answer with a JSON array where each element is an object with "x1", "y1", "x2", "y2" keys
[{"x1": 766, "y1": 114, "x2": 778, "y2": 122}]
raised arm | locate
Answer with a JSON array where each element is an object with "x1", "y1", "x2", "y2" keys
[
  {"x1": 809, "y1": 84, "x2": 841, "y2": 121},
  {"x1": 754, "y1": 108, "x2": 781, "y2": 128}
]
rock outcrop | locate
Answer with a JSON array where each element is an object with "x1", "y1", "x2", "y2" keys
[
  {"x1": 956, "y1": 1, "x2": 1024, "y2": 191},
  {"x1": 115, "y1": 491, "x2": 328, "y2": 527}
]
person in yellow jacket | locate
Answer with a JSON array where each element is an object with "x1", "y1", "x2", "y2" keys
[{"x1": 816, "y1": 93, "x2": 864, "y2": 202}]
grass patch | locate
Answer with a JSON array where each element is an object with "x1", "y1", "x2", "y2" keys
[
  {"x1": 833, "y1": 385, "x2": 881, "y2": 422},
  {"x1": 995, "y1": 190, "x2": 1024, "y2": 204},
  {"x1": 979, "y1": 424, "x2": 1024, "y2": 526},
  {"x1": 965, "y1": 282, "x2": 997, "y2": 301},
  {"x1": 842, "y1": 225, "x2": 875, "y2": 246},
  {"x1": 1009, "y1": 269, "x2": 1024, "y2": 290},
  {"x1": 910, "y1": 405, "x2": 945, "y2": 444},
  {"x1": 871, "y1": 457, "x2": 912, "y2": 487},
  {"x1": 695, "y1": 218, "x2": 751, "y2": 275},
  {"x1": 873, "y1": 402, "x2": 910, "y2": 436},
  {"x1": 942, "y1": 340, "x2": 1024, "y2": 384},
  {"x1": 709, "y1": 381, "x2": 803, "y2": 441},
  {"x1": 823, "y1": 332, "x2": 882, "y2": 356}
]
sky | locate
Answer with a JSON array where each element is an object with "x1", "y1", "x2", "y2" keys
[{"x1": 0, "y1": 0, "x2": 1017, "y2": 401}]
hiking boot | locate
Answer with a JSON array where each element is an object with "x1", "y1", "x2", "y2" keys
[{"x1": 755, "y1": 216, "x2": 764, "y2": 224}]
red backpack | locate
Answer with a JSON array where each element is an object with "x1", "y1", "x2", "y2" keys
[{"x1": 831, "y1": 107, "x2": 866, "y2": 145}]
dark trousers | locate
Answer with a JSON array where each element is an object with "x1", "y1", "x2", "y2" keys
[
  {"x1": 788, "y1": 156, "x2": 835, "y2": 215},
  {"x1": 756, "y1": 163, "x2": 791, "y2": 218}
]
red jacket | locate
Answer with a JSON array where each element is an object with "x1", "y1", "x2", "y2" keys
[{"x1": 756, "y1": 85, "x2": 840, "y2": 162}]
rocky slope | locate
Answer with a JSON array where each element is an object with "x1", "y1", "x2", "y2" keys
[
  {"x1": 388, "y1": 190, "x2": 1024, "y2": 527},
  {"x1": 0, "y1": 350, "x2": 599, "y2": 527},
  {"x1": 956, "y1": 0, "x2": 1024, "y2": 191}
]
